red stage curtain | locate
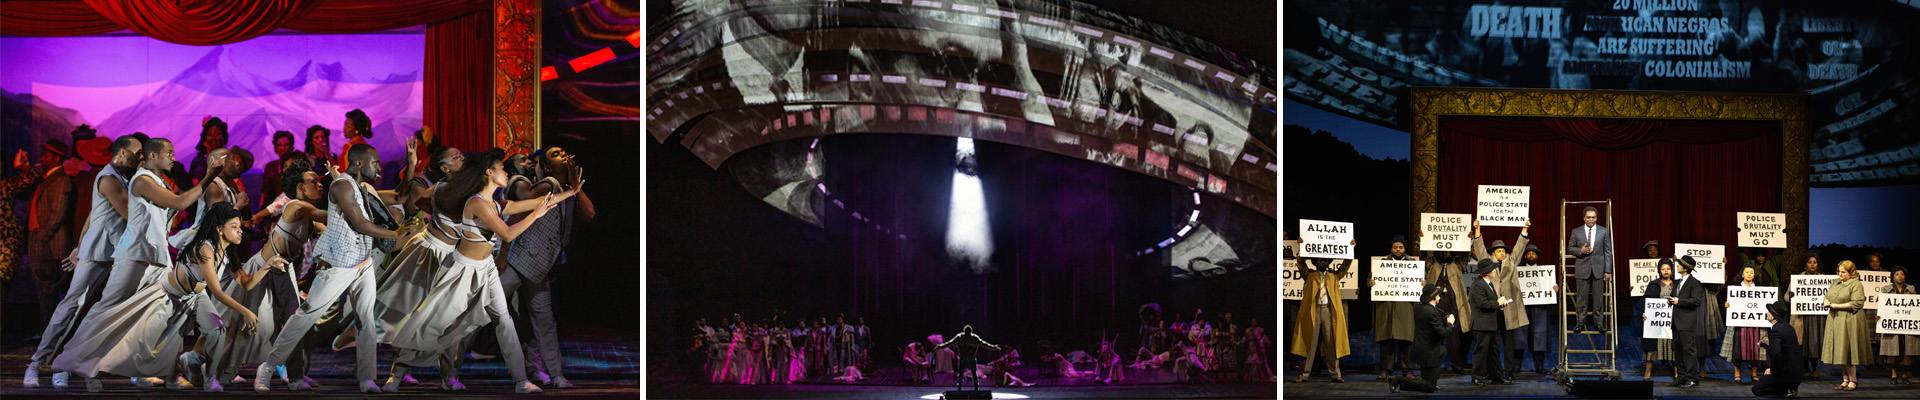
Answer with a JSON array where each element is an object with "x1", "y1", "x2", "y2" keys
[
  {"x1": 80, "y1": 0, "x2": 327, "y2": 46},
  {"x1": 426, "y1": 10, "x2": 493, "y2": 153},
  {"x1": 0, "y1": 0, "x2": 492, "y2": 150},
  {"x1": 0, "y1": 1, "x2": 121, "y2": 36},
  {"x1": 287, "y1": 0, "x2": 488, "y2": 33},
  {"x1": 1436, "y1": 115, "x2": 1782, "y2": 289}
]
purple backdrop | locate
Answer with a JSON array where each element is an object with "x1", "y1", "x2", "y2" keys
[{"x1": 1, "y1": 31, "x2": 425, "y2": 182}]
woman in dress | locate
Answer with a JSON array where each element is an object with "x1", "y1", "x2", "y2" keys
[
  {"x1": 379, "y1": 148, "x2": 576, "y2": 393},
  {"x1": 1877, "y1": 266, "x2": 1918, "y2": 385},
  {"x1": 1721, "y1": 266, "x2": 1768, "y2": 382},
  {"x1": 1641, "y1": 259, "x2": 1678, "y2": 380},
  {"x1": 1821, "y1": 260, "x2": 1869, "y2": 391},
  {"x1": 53, "y1": 203, "x2": 256, "y2": 392},
  {"x1": 1793, "y1": 254, "x2": 1828, "y2": 380}
]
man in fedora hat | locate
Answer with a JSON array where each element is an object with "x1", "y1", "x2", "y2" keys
[
  {"x1": 29, "y1": 134, "x2": 79, "y2": 328},
  {"x1": 1389, "y1": 284, "x2": 1456, "y2": 393},
  {"x1": 1469, "y1": 258, "x2": 1515, "y2": 385},
  {"x1": 1753, "y1": 300, "x2": 1802, "y2": 396},
  {"x1": 1472, "y1": 218, "x2": 1533, "y2": 377},
  {"x1": 1670, "y1": 255, "x2": 1708, "y2": 388},
  {"x1": 1418, "y1": 225, "x2": 1474, "y2": 374}
]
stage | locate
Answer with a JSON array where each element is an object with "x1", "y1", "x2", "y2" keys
[
  {"x1": 0, "y1": 325, "x2": 639, "y2": 398},
  {"x1": 651, "y1": 379, "x2": 1275, "y2": 400},
  {"x1": 1283, "y1": 369, "x2": 1919, "y2": 399}
]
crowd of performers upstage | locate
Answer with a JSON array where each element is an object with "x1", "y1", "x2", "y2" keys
[
  {"x1": 1289, "y1": 210, "x2": 1920, "y2": 397},
  {"x1": 16, "y1": 111, "x2": 598, "y2": 394},
  {"x1": 685, "y1": 309, "x2": 1276, "y2": 388}
]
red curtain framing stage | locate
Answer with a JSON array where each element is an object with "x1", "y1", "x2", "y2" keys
[
  {"x1": 1436, "y1": 115, "x2": 1782, "y2": 291},
  {"x1": 0, "y1": 0, "x2": 493, "y2": 150}
]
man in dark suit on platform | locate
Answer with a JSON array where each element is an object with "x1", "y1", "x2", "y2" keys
[
  {"x1": 1389, "y1": 284, "x2": 1456, "y2": 393},
  {"x1": 1753, "y1": 301, "x2": 1801, "y2": 397},
  {"x1": 1670, "y1": 255, "x2": 1706, "y2": 388},
  {"x1": 1468, "y1": 258, "x2": 1514, "y2": 385},
  {"x1": 1568, "y1": 206, "x2": 1613, "y2": 332}
]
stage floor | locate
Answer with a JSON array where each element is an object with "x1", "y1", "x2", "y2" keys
[
  {"x1": 1283, "y1": 370, "x2": 1920, "y2": 399},
  {"x1": 0, "y1": 325, "x2": 639, "y2": 398},
  {"x1": 650, "y1": 380, "x2": 1278, "y2": 399}
]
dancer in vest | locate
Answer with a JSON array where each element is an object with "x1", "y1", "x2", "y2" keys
[
  {"x1": 23, "y1": 136, "x2": 141, "y2": 389},
  {"x1": 497, "y1": 146, "x2": 593, "y2": 387},
  {"x1": 251, "y1": 144, "x2": 402, "y2": 393},
  {"x1": 51, "y1": 203, "x2": 256, "y2": 392},
  {"x1": 212, "y1": 157, "x2": 322, "y2": 385},
  {"x1": 380, "y1": 148, "x2": 574, "y2": 393},
  {"x1": 61, "y1": 138, "x2": 221, "y2": 390}
]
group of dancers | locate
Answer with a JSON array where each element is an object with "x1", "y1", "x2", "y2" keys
[
  {"x1": 689, "y1": 314, "x2": 872, "y2": 384},
  {"x1": 1126, "y1": 311, "x2": 1274, "y2": 383},
  {"x1": 1289, "y1": 207, "x2": 1917, "y2": 397},
  {"x1": 20, "y1": 111, "x2": 595, "y2": 393},
  {"x1": 687, "y1": 309, "x2": 1275, "y2": 387}
]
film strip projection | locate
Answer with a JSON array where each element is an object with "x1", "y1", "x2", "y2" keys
[{"x1": 646, "y1": 0, "x2": 1278, "y2": 223}]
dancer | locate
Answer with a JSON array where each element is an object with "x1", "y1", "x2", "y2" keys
[
  {"x1": 24, "y1": 135, "x2": 138, "y2": 389},
  {"x1": 251, "y1": 144, "x2": 402, "y2": 393},
  {"x1": 379, "y1": 148, "x2": 572, "y2": 393},
  {"x1": 904, "y1": 342, "x2": 933, "y2": 382},
  {"x1": 59, "y1": 139, "x2": 220, "y2": 390},
  {"x1": 1096, "y1": 340, "x2": 1124, "y2": 383},
  {"x1": 1243, "y1": 318, "x2": 1273, "y2": 382},
  {"x1": 214, "y1": 158, "x2": 322, "y2": 385},
  {"x1": 498, "y1": 146, "x2": 593, "y2": 387},
  {"x1": 52, "y1": 203, "x2": 256, "y2": 392}
]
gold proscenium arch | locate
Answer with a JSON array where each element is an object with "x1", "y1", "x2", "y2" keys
[{"x1": 1406, "y1": 87, "x2": 1810, "y2": 268}]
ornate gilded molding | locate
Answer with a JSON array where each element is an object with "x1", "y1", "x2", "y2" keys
[
  {"x1": 1407, "y1": 87, "x2": 1810, "y2": 263},
  {"x1": 493, "y1": 0, "x2": 539, "y2": 154}
]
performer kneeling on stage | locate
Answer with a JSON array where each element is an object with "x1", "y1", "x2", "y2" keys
[
  {"x1": 1389, "y1": 284, "x2": 1455, "y2": 393},
  {"x1": 936, "y1": 325, "x2": 1002, "y2": 391},
  {"x1": 1754, "y1": 301, "x2": 1802, "y2": 397}
]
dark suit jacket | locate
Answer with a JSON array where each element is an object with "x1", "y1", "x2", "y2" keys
[
  {"x1": 1671, "y1": 275, "x2": 1705, "y2": 331},
  {"x1": 1567, "y1": 224, "x2": 1612, "y2": 279},
  {"x1": 1469, "y1": 276, "x2": 1503, "y2": 332},
  {"x1": 1765, "y1": 321, "x2": 1804, "y2": 381},
  {"x1": 1412, "y1": 302, "x2": 1454, "y2": 367}
]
